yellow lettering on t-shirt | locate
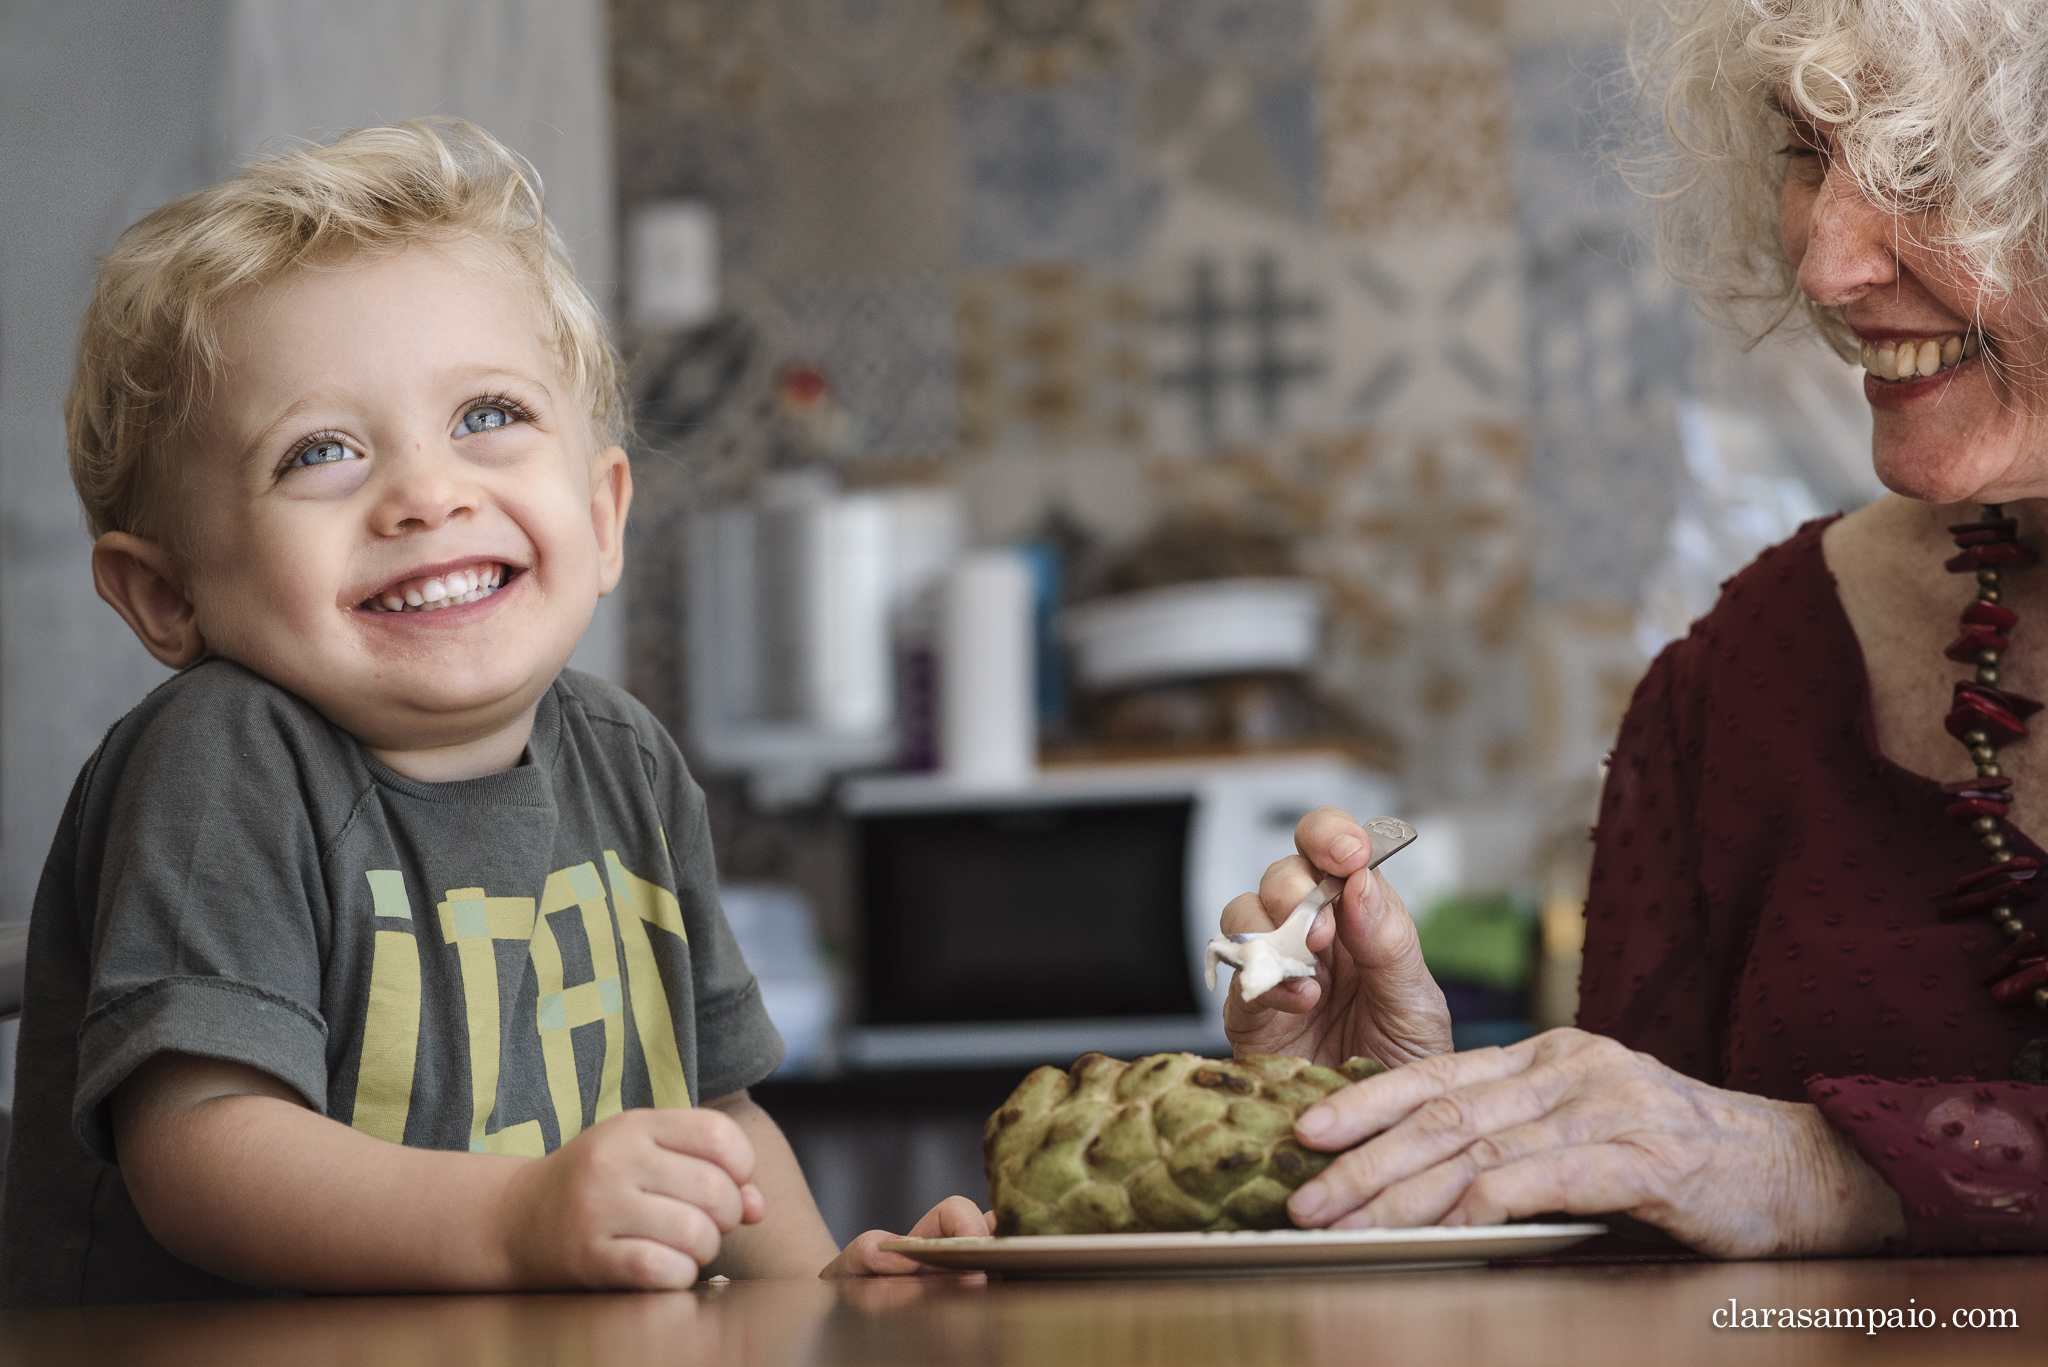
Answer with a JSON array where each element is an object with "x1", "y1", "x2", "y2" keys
[
  {"x1": 416, "y1": 853, "x2": 693, "y2": 1153},
  {"x1": 606, "y1": 848, "x2": 692, "y2": 1109},
  {"x1": 530, "y1": 863, "x2": 627, "y2": 1142},
  {"x1": 351, "y1": 870, "x2": 422, "y2": 1143},
  {"x1": 436, "y1": 888, "x2": 537, "y2": 1153}
]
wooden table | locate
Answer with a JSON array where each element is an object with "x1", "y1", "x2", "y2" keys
[{"x1": 0, "y1": 1256, "x2": 2041, "y2": 1366}]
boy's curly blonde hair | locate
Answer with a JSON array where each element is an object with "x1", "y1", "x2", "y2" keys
[
  {"x1": 1633, "y1": 0, "x2": 2048, "y2": 351},
  {"x1": 66, "y1": 118, "x2": 625, "y2": 544}
]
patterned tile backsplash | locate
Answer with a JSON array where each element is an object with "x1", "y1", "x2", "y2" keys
[{"x1": 612, "y1": 1, "x2": 1712, "y2": 859}]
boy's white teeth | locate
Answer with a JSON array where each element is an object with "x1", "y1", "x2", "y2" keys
[
  {"x1": 366, "y1": 563, "x2": 506, "y2": 613},
  {"x1": 1860, "y1": 332, "x2": 1980, "y2": 381}
]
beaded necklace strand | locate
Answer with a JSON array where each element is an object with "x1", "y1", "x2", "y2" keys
[{"x1": 1937, "y1": 504, "x2": 2048, "y2": 1024}]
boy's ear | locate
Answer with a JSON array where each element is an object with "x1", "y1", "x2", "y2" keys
[
  {"x1": 92, "y1": 533, "x2": 207, "y2": 668},
  {"x1": 590, "y1": 445, "x2": 633, "y2": 597}
]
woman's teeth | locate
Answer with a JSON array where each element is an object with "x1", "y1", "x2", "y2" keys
[
  {"x1": 1859, "y1": 332, "x2": 1980, "y2": 381},
  {"x1": 367, "y1": 564, "x2": 506, "y2": 613}
]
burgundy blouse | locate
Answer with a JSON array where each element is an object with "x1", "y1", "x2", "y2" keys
[{"x1": 1582, "y1": 517, "x2": 2048, "y2": 1252}]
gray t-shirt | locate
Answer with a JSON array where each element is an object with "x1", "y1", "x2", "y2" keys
[{"x1": 0, "y1": 660, "x2": 782, "y2": 1306}]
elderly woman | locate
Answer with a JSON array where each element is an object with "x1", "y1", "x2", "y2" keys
[{"x1": 1222, "y1": 0, "x2": 2048, "y2": 1257}]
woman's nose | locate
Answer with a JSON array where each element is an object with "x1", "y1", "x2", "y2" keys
[
  {"x1": 1789, "y1": 166, "x2": 1899, "y2": 308},
  {"x1": 368, "y1": 442, "x2": 477, "y2": 536}
]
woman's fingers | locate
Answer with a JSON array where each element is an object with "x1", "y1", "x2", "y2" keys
[
  {"x1": 1439, "y1": 1144, "x2": 1657, "y2": 1229},
  {"x1": 1255, "y1": 856, "x2": 1328, "y2": 928},
  {"x1": 1296, "y1": 1041, "x2": 1537, "y2": 1151},
  {"x1": 1216, "y1": 890, "x2": 1326, "y2": 1013},
  {"x1": 1293, "y1": 1061, "x2": 1586, "y2": 1225},
  {"x1": 1219, "y1": 888, "x2": 1282, "y2": 937},
  {"x1": 1289, "y1": 1052, "x2": 1566, "y2": 1227},
  {"x1": 1293, "y1": 806, "x2": 1377, "y2": 875},
  {"x1": 1324, "y1": 1112, "x2": 1598, "y2": 1230}
]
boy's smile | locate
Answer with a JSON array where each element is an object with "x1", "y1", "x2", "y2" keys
[{"x1": 95, "y1": 243, "x2": 631, "y2": 780}]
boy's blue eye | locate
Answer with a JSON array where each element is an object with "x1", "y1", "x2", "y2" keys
[
  {"x1": 292, "y1": 438, "x2": 356, "y2": 468},
  {"x1": 458, "y1": 404, "x2": 515, "y2": 435}
]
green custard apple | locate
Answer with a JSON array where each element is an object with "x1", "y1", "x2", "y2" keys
[{"x1": 983, "y1": 1051, "x2": 1389, "y2": 1236}]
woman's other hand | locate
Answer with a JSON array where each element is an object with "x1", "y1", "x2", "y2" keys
[
  {"x1": 1284, "y1": 1027, "x2": 1908, "y2": 1258},
  {"x1": 1220, "y1": 806, "x2": 1453, "y2": 1068}
]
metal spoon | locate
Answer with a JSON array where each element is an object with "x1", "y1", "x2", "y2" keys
[{"x1": 1203, "y1": 817, "x2": 1419, "y2": 1001}]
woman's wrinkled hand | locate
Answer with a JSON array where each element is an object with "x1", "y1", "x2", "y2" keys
[
  {"x1": 1220, "y1": 806, "x2": 1453, "y2": 1068},
  {"x1": 1283, "y1": 1027, "x2": 1908, "y2": 1258}
]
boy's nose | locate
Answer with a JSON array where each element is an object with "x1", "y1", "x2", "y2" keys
[
  {"x1": 1790, "y1": 167, "x2": 1901, "y2": 309},
  {"x1": 368, "y1": 441, "x2": 479, "y2": 536}
]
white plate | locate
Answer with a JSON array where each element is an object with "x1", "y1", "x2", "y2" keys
[{"x1": 881, "y1": 1223, "x2": 1607, "y2": 1279}]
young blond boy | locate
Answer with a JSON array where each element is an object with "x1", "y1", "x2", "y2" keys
[{"x1": 0, "y1": 120, "x2": 985, "y2": 1306}]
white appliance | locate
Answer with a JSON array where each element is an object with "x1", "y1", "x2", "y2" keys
[
  {"x1": 837, "y1": 754, "x2": 1399, "y2": 1068},
  {"x1": 686, "y1": 476, "x2": 962, "y2": 805}
]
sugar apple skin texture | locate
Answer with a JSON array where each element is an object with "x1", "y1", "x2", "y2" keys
[{"x1": 984, "y1": 1052, "x2": 1388, "y2": 1236}]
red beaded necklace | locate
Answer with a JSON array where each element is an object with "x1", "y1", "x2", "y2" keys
[{"x1": 1937, "y1": 504, "x2": 2048, "y2": 1023}]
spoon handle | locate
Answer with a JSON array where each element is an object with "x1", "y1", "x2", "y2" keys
[{"x1": 1362, "y1": 816, "x2": 1419, "y2": 870}]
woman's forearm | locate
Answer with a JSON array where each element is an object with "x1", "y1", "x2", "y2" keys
[
  {"x1": 1780, "y1": 1099, "x2": 1909, "y2": 1255},
  {"x1": 1809, "y1": 1074, "x2": 2047, "y2": 1254}
]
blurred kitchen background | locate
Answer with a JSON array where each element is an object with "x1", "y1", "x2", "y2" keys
[{"x1": 0, "y1": 0, "x2": 1884, "y2": 1241}]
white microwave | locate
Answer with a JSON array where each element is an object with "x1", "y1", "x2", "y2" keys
[{"x1": 837, "y1": 755, "x2": 1399, "y2": 1069}]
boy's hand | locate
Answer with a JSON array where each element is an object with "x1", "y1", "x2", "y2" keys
[
  {"x1": 496, "y1": 1107, "x2": 763, "y2": 1290},
  {"x1": 820, "y1": 1195, "x2": 992, "y2": 1278}
]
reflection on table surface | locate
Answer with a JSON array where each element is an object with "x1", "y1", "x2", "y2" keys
[{"x1": 0, "y1": 1256, "x2": 2041, "y2": 1367}]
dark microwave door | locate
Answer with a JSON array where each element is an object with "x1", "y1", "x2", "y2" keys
[{"x1": 854, "y1": 798, "x2": 1197, "y2": 1025}]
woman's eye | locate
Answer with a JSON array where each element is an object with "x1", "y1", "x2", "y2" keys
[
  {"x1": 291, "y1": 438, "x2": 357, "y2": 468},
  {"x1": 458, "y1": 404, "x2": 515, "y2": 435}
]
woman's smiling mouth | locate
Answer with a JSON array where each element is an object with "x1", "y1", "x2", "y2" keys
[
  {"x1": 1858, "y1": 330, "x2": 1981, "y2": 382},
  {"x1": 361, "y1": 561, "x2": 510, "y2": 613}
]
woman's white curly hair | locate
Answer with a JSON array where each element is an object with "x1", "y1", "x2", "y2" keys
[{"x1": 1634, "y1": 0, "x2": 2048, "y2": 352}]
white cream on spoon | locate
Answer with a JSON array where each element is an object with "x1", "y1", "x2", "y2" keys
[{"x1": 1203, "y1": 817, "x2": 1419, "y2": 1002}]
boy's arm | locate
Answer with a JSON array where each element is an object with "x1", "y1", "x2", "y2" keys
[
  {"x1": 112, "y1": 1052, "x2": 762, "y2": 1292},
  {"x1": 699, "y1": 1091, "x2": 840, "y2": 1277}
]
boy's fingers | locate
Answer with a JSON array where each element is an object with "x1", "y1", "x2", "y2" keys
[
  {"x1": 645, "y1": 1108, "x2": 757, "y2": 1185},
  {"x1": 601, "y1": 1239, "x2": 701, "y2": 1291},
  {"x1": 739, "y1": 1181, "x2": 766, "y2": 1225},
  {"x1": 639, "y1": 1151, "x2": 747, "y2": 1233},
  {"x1": 835, "y1": 1230, "x2": 922, "y2": 1276},
  {"x1": 907, "y1": 1194, "x2": 989, "y2": 1239},
  {"x1": 617, "y1": 1192, "x2": 726, "y2": 1268},
  {"x1": 935, "y1": 1196, "x2": 990, "y2": 1238}
]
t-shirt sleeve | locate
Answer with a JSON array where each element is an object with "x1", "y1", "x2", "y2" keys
[
  {"x1": 1578, "y1": 641, "x2": 1726, "y2": 1083},
  {"x1": 643, "y1": 728, "x2": 784, "y2": 1102},
  {"x1": 1808, "y1": 1075, "x2": 2048, "y2": 1253},
  {"x1": 71, "y1": 679, "x2": 336, "y2": 1162}
]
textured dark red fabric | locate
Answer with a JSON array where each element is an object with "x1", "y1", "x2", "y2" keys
[{"x1": 1582, "y1": 517, "x2": 2048, "y2": 1253}]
